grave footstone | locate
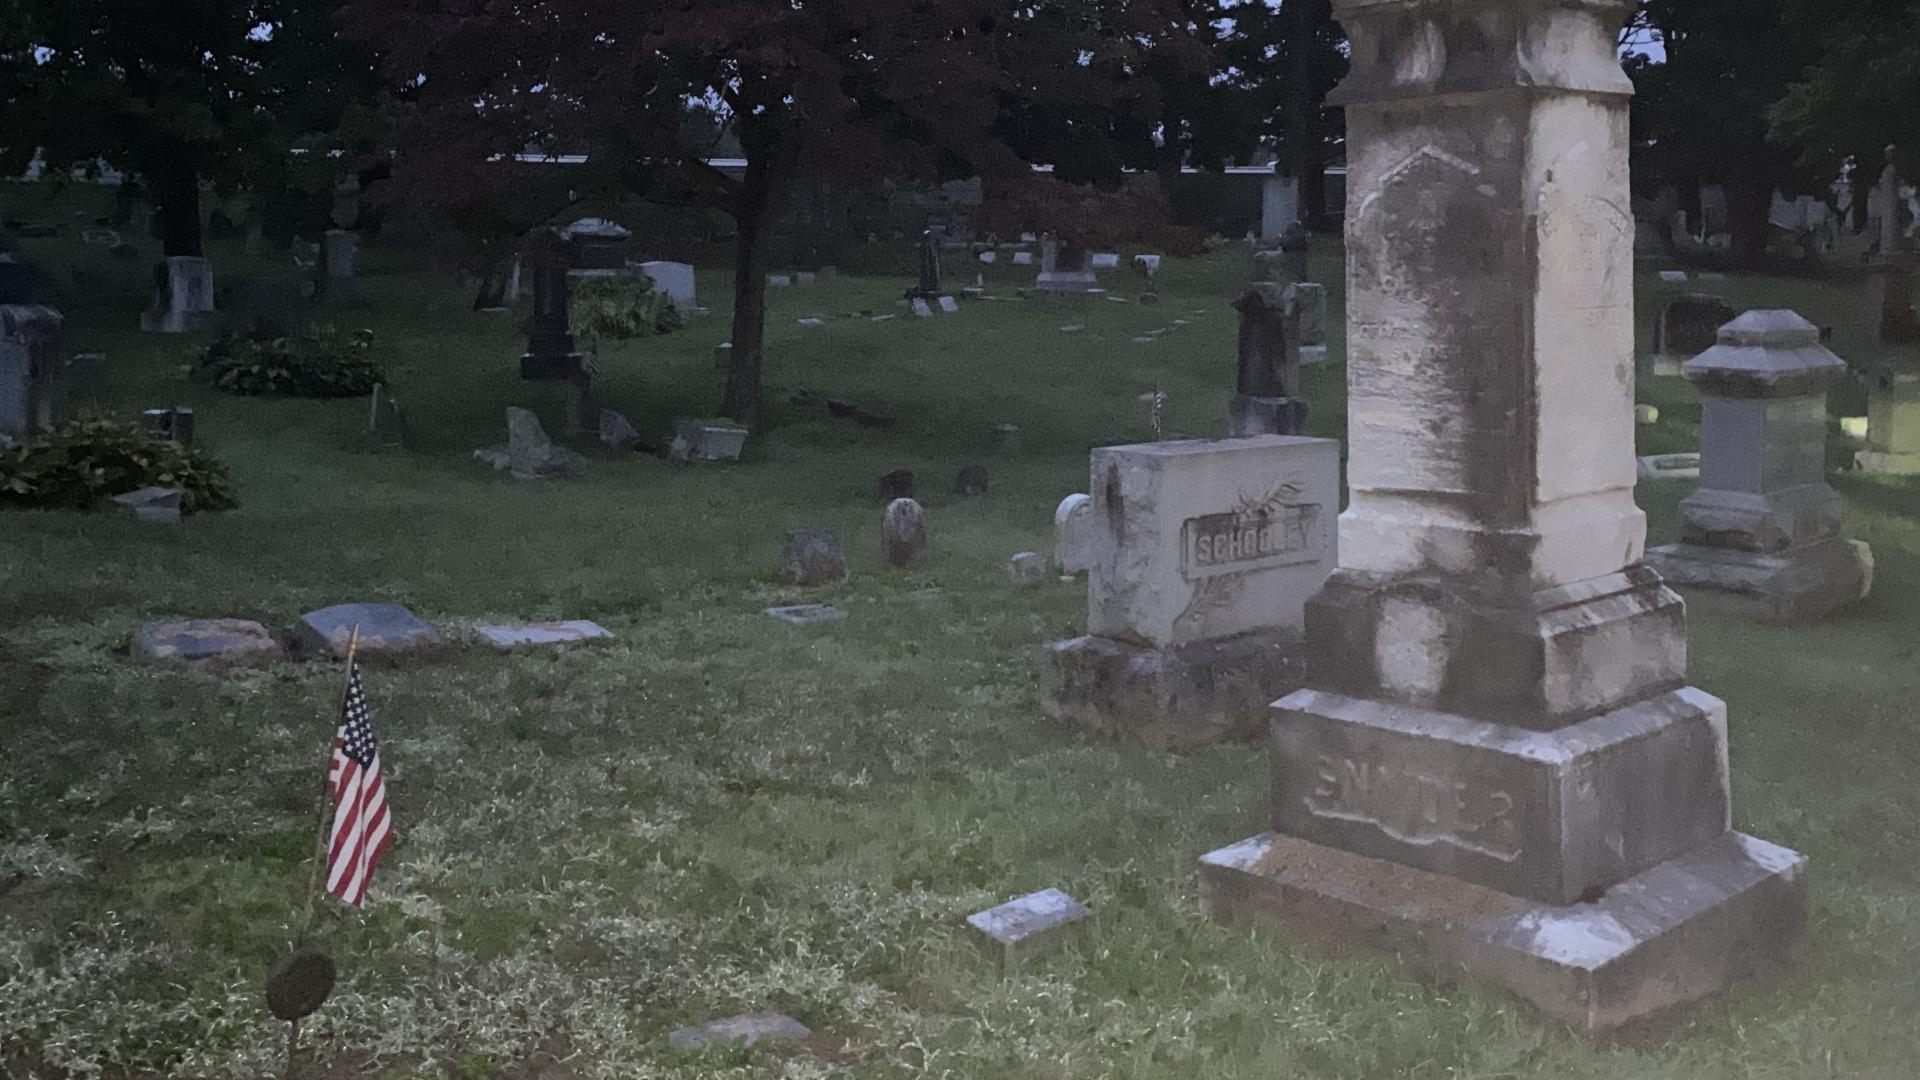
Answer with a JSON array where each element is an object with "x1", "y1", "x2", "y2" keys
[
  {"x1": 1041, "y1": 436, "x2": 1338, "y2": 751},
  {"x1": 764, "y1": 604, "x2": 847, "y2": 625},
  {"x1": 504, "y1": 407, "x2": 586, "y2": 479},
  {"x1": 295, "y1": 603, "x2": 440, "y2": 658},
  {"x1": 882, "y1": 498, "x2": 928, "y2": 568},
  {"x1": 669, "y1": 419, "x2": 748, "y2": 463},
  {"x1": 135, "y1": 619, "x2": 281, "y2": 663},
  {"x1": 911, "y1": 298, "x2": 933, "y2": 318},
  {"x1": 1645, "y1": 311, "x2": 1873, "y2": 622},
  {"x1": 0, "y1": 304, "x2": 65, "y2": 440},
  {"x1": 1855, "y1": 369, "x2": 1920, "y2": 475},
  {"x1": 475, "y1": 621, "x2": 614, "y2": 648},
  {"x1": 139, "y1": 257, "x2": 215, "y2": 334},
  {"x1": 598, "y1": 409, "x2": 641, "y2": 452},
  {"x1": 668, "y1": 1013, "x2": 810, "y2": 1051},
  {"x1": 781, "y1": 529, "x2": 847, "y2": 586},
  {"x1": 1200, "y1": 0, "x2": 1808, "y2": 1031},
  {"x1": 1007, "y1": 551, "x2": 1048, "y2": 587},
  {"x1": 1052, "y1": 494, "x2": 1093, "y2": 575},
  {"x1": 112, "y1": 486, "x2": 181, "y2": 523},
  {"x1": 1639, "y1": 452, "x2": 1701, "y2": 480},
  {"x1": 967, "y1": 888, "x2": 1090, "y2": 969},
  {"x1": 938, "y1": 296, "x2": 959, "y2": 314}
]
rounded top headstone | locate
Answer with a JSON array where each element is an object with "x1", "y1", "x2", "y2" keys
[{"x1": 1684, "y1": 308, "x2": 1846, "y2": 398}]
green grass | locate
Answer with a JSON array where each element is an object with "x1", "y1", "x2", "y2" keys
[{"x1": 4, "y1": 180, "x2": 1920, "y2": 1079}]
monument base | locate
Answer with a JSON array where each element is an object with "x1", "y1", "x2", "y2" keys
[
  {"x1": 1645, "y1": 538, "x2": 1872, "y2": 624},
  {"x1": 1228, "y1": 395, "x2": 1308, "y2": 438},
  {"x1": 1031, "y1": 271, "x2": 1100, "y2": 296},
  {"x1": 1040, "y1": 629, "x2": 1302, "y2": 754},
  {"x1": 139, "y1": 310, "x2": 213, "y2": 334},
  {"x1": 1855, "y1": 449, "x2": 1920, "y2": 476},
  {"x1": 1199, "y1": 830, "x2": 1807, "y2": 1032}
]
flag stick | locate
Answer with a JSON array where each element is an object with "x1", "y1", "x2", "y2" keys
[
  {"x1": 297, "y1": 624, "x2": 361, "y2": 944},
  {"x1": 285, "y1": 625, "x2": 360, "y2": 1080}
]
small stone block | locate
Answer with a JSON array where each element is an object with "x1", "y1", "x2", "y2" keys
[
  {"x1": 1658, "y1": 270, "x2": 1689, "y2": 283},
  {"x1": 1839, "y1": 416, "x2": 1868, "y2": 441},
  {"x1": 1635, "y1": 404, "x2": 1659, "y2": 425},
  {"x1": 967, "y1": 888, "x2": 1090, "y2": 965},
  {"x1": 135, "y1": 619, "x2": 281, "y2": 663},
  {"x1": 668, "y1": 1012, "x2": 810, "y2": 1050},
  {"x1": 475, "y1": 620, "x2": 614, "y2": 648},
  {"x1": 795, "y1": 271, "x2": 816, "y2": 286},
  {"x1": 764, "y1": 604, "x2": 847, "y2": 625},
  {"x1": 1638, "y1": 453, "x2": 1700, "y2": 480},
  {"x1": 767, "y1": 274, "x2": 792, "y2": 287},
  {"x1": 112, "y1": 486, "x2": 183, "y2": 523},
  {"x1": 938, "y1": 295, "x2": 959, "y2": 314},
  {"x1": 911, "y1": 298, "x2": 933, "y2": 318},
  {"x1": 295, "y1": 603, "x2": 440, "y2": 658},
  {"x1": 1008, "y1": 552, "x2": 1048, "y2": 587}
]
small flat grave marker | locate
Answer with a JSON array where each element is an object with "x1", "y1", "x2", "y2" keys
[
  {"x1": 764, "y1": 604, "x2": 848, "y2": 625},
  {"x1": 1090, "y1": 253, "x2": 1121, "y2": 270},
  {"x1": 767, "y1": 274, "x2": 792, "y2": 287},
  {"x1": 1008, "y1": 551, "x2": 1048, "y2": 586},
  {"x1": 295, "y1": 603, "x2": 441, "y2": 658},
  {"x1": 938, "y1": 295, "x2": 959, "y2": 314},
  {"x1": 1659, "y1": 270, "x2": 1689, "y2": 283},
  {"x1": 475, "y1": 621, "x2": 614, "y2": 649},
  {"x1": 978, "y1": 251, "x2": 998, "y2": 264},
  {"x1": 1012, "y1": 251, "x2": 1034, "y2": 266},
  {"x1": 135, "y1": 619, "x2": 281, "y2": 663},
  {"x1": 911, "y1": 298, "x2": 934, "y2": 318},
  {"x1": 797, "y1": 316, "x2": 827, "y2": 327},
  {"x1": 1638, "y1": 452, "x2": 1701, "y2": 480},
  {"x1": 967, "y1": 888, "x2": 1090, "y2": 968},
  {"x1": 668, "y1": 1012, "x2": 811, "y2": 1051}
]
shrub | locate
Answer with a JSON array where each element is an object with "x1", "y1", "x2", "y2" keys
[
  {"x1": 0, "y1": 418, "x2": 238, "y2": 515},
  {"x1": 192, "y1": 325, "x2": 382, "y2": 398},
  {"x1": 569, "y1": 275, "x2": 685, "y2": 341}
]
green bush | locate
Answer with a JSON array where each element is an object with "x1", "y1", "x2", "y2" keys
[
  {"x1": 192, "y1": 324, "x2": 383, "y2": 398},
  {"x1": 0, "y1": 418, "x2": 238, "y2": 515},
  {"x1": 569, "y1": 275, "x2": 685, "y2": 341}
]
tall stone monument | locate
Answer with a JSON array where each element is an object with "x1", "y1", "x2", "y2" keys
[
  {"x1": 1040, "y1": 436, "x2": 1339, "y2": 753},
  {"x1": 1200, "y1": 0, "x2": 1808, "y2": 1031},
  {"x1": 1870, "y1": 152, "x2": 1918, "y2": 344},
  {"x1": 1229, "y1": 284, "x2": 1309, "y2": 437},
  {"x1": 1646, "y1": 311, "x2": 1872, "y2": 622}
]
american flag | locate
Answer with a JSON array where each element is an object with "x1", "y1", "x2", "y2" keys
[{"x1": 325, "y1": 657, "x2": 393, "y2": 908}]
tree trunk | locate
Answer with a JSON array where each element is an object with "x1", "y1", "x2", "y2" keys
[
  {"x1": 149, "y1": 153, "x2": 204, "y2": 258},
  {"x1": 1279, "y1": 0, "x2": 1314, "y2": 226},
  {"x1": 1728, "y1": 180, "x2": 1773, "y2": 268},
  {"x1": 723, "y1": 154, "x2": 778, "y2": 424}
]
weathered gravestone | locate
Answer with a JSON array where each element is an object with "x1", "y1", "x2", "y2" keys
[
  {"x1": 1253, "y1": 220, "x2": 1312, "y2": 284},
  {"x1": 668, "y1": 419, "x2": 748, "y2": 463},
  {"x1": 1855, "y1": 369, "x2": 1920, "y2": 475},
  {"x1": 135, "y1": 619, "x2": 281, "y2": 663},
  {"x1": 598, "y1": 408, "x2": 641, "y2": 452},
  {"x1": 316, "y1": 230, "x2": 358, "y2": 301},
  {"x1": 1007, "y1": 551, "x2": 1048, "y2": 587},
  {"x1": 782, "y1": 529, "x2": 847, "y2": 586},
  {"x1": 882, "y1": 498, "x2": 928, "y2": 568},
  {"x1": 112, "y1": 486, "x2": 182, "y2": 523},
  {"x1": 502, "y1": 407, "x2": 586, "y2": 479},
  {"x1": 520, "y1": 235, "x2": 593, "y2": 433},
  {"x1": 0, "y1": 304, "x2": 65, "y2": 440},
  {"x1": 140, "y1": 257, "x2": 215, "y2": 333},
  {"x1": 668, "y1": 1013, "x2": 810, "y2": 1051},
  {"x1": 1229, "y1": 284, "x2": 1308, "y2": 437},
  {"x1": 1870, "y1": 157, "x2": 1919, "y2": 344},
  {"x1": 1646, "y1": 311, "x2": 1873, "y2": 622},
  {"x1": 1053, "y1": 493, "x2": 1094, "y2": 575},
  {"x1": 1199, "y1": 0, "x2": 1808, "y2": 1032},
  {"x1": 914, "y1": 229, "x2": 943, "y2": 298},
  {"x1": 1040, "y1": 436, "x2": 1339, "y2": 752},
  {"x1": 475, "y1": 620, "x2": 614, "y2": 648},
  {"x1": 638, "y1": 260, "x2": 696, "y2": 309},
  {"x1": 1648, "y1": 294, "x2": 1736, "y2": 377},
  {"x1": 367, "y1": 384, "x2": 409, "y2": 449},
  {"x1": 295, "y1": 603, "x2": 441, "y2": 658},
  {"x1": 1032, "y1": 233, "x2": 1099, "y2": 295}
]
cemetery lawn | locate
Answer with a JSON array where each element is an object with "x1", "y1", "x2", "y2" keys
[{"x1": 5, "y1": 206, "x2": 1920, "y2": 1078}]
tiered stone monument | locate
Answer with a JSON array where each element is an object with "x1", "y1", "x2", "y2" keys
[
  {"x1": 140, "y1": 257, "x2": 215, "y2": 333},
  {"x1": 0, "y1": 304, "x2": 65, "y2": 439},
  {"x1": 1040, "y1": 436, "x2": 1339, "y2": 752},
  {"x1": 1646, "y1": 311, "x2": 1872, "y2": 622},
  {"x1": 1229, "y1": 284, "x2": 1308, "y2": 437},
  {"x1": 1856, "y1": 368, "x2": 1920, "y2": 475},
  {"x1": 1200, "y1": 0, "x2": 1808, "y2": 1032}
]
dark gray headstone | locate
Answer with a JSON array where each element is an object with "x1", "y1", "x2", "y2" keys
[
  {"x1": 294, "y1": 603, "x2": 441, "y2": 658},
  {"x1": 878, "y1": 469, "x2": 915, "y2": 504}
]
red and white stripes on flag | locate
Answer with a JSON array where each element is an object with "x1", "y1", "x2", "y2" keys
[{"x1": 325, "y1": 658, "x2": 393, "y2": 908}]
